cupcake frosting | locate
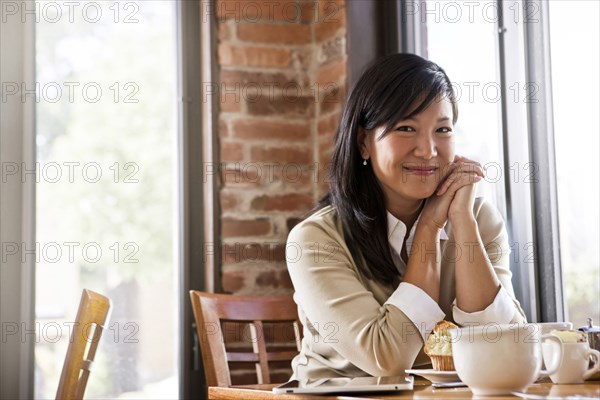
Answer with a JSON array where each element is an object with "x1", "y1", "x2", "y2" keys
[{"x1": 425, "y1": 320, "x2": 458, "y2": 356}]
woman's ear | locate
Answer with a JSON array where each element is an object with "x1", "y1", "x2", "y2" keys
[{"x1": 356, "y1": 127, "x2": 370, "y2": 160}]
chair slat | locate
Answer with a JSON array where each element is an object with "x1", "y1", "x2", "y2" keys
[
  {"x1": 265, "y1": 351, "x2": 300, "y2": 361},
  {"x1": 56, "y1": 289, "x2": 112, "y2": 400},
  {"x1": 225, "y1": 350, "x2": 301, "y2": 363},
  {"x1": 226, "y1": 352, "x2": 260, "y2": 362},
  {"x1": 251, "y1": 321, "x2": 270, "y2": 384}
]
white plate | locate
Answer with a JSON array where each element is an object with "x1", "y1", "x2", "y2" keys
[{"x1": 405, "y1": 369, "x2": 461, "y2": 384}]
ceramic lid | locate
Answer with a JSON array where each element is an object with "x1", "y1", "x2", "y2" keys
[{"x1": 578, "y1": 317, "x2": 600, "y2": 333}]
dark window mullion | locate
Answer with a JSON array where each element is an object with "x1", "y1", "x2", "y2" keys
[
  {"x1": 497, "y1": 0, "x2": 540, "y2": 322},
  {"x1": 522, "y1": 0, "x2": 564, "y2": 322}
]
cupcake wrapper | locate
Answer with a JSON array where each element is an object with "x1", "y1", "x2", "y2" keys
[{"x1": 429, "y1": 355, "x2": 455, "y2": 371}]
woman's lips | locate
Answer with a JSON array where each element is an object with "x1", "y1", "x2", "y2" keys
[{"x1": 402, "y1": 166, "x2": 438, "y2": 176}]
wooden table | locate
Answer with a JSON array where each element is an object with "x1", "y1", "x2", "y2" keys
[{"x1": 209, "y1": 378, "x2": 600, "y2": 399}]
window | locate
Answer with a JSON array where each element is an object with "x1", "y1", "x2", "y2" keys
[
  {"x1": 34, "y1": 2, "x2": 179, "y2": 398},
  {"x1": 2, "y1": 1, "x2": 205, "y2": 397},
  {"x1": 424, "y1": 0, "x2": 506, "y2": 210},
  {"x1": 548, "y1": 0, "x2": 600, "y2": 325}
]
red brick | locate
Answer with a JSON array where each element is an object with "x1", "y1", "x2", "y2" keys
[
  {"x1": 216, "y1": 0, "x2": 304, "y2": 23},
  {"x1": 315, "y1": 7, "x2": 346, "y2": 42},
  {"x1": 272, "y1": 0, "x2": 307, "y2": 23},
  {"x1": 278, "y1": 269, "x2": 294, "y2": 289},
  {"x1": 317, "y1": 36, "x2": 346, "y2": 66},
  {"x1": 221, "y1": 165, "x2": 262, "y2": 187},
  {"x1": 215, "y1": 0, "x2": 348, "y2": 296},
  {"x1": 220, "y1": 191, "x2": 239, "y2": 211},
  {"x1": 317, "y1": 179, "x2": 329, "y2": 198},
  {"x1": 221, "y1": 70, "x2": 299, "y2": 87},
  {"x1": 247, "y1": 95, "x2": 315, "y2": 117},
  {"x1": 255, "y1": 269, "x2": 294, "y2": 289},
  {"x1": 222, "y1": 218, "x2": 271, "y2": 237},
  {"x1": 222, "y1": 270, "x2": 246, "y2": 293},
  {"x1": 219, "y1": 22, "x2": 231, "y2": 41},
  {"x1": 291, "y1": 47, "x2": 314, "y2": 72},
  {"x1": 316, "y1": 0, "x2": 345, "y2": 22},
  {"x1": 256, "y1": 270, "x2": 277, "y2": 286},
  {"x1": 250, "y1": 193, "x2": 313, "y2": 212},
  {"x1": 232, "y1": 119, "x2": 310, "y2": 141},
  {"x1": 238, "y1": 23, "x2": 311, "y2": 45},
  {"x1": 216, "y1": 0, "x2": 259, "y2": 22},
  {"x1": 219, "y1": 118, "x2": 229, "y2": 137},
  {"x1": 271, "y1": 163, "x2": 314, "y2": 189},
  {"x1": 219, "y1": 43, "x2": 291, "y2": 68},
  {"x1": 220, "y1": 87, "x2": 243, "y2": 112},
  {"x1": 222, "y1": 242, "x2": 285, "y2": 264},
  {"x1": 317, "y1": 57, "x2": 347, "y2": 86},
  {"x1": 299, "y1": 1, "x2": 315, "y2": 23},
  {"x1": 250, "y1": 146, "x2": 311, "y2": 164},
  {"x1": 318, "y1": 139, "x2": 334, "y2": 190},
  {"x1": 220, "y1": 140, "x2": 244, "y2": 162},
  {"x1": 319, "y1": 82, "x2": 346, "y2": 114},
  {"x1": 318, "y1": 112, "x2": 340, "y2": 137},
  {"x1": 319, "y1": 138, "x2": 334, "y2": 166}
]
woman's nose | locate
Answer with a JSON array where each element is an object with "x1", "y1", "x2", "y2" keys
[{"x1": 413, "y1": 134, "x2": 437, "y2": 159}]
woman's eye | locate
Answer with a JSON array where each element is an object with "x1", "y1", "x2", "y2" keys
[
  {"x1": 394, "y1": 126, "x2": 415, "y2": 132},
  {"x1": 437, "y1": 127, "x2": 453, "y2": 135}
]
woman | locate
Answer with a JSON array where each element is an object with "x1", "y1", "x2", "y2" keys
[{"x1": 285, "y1": 53, "x2": 527, "y2": 380}]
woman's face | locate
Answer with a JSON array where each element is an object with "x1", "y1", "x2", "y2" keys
[{"x1": 359, "y1": 98, "x2": 456, "y2": 208}]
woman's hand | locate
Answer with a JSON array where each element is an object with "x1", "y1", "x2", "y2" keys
[{"x1": 419, "y1": 155, "x2": 484, "y2": 231}]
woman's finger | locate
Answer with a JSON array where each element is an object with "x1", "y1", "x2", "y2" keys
[
  {"x1": 437, "y1": 163, "x2": 481, "y2": 195},
  {"x1": 456, "y1": 162, "x2": 485, "y2": 178},
  {"x1": 452, "y1": 156, "x2": 484, "y2": 176},
  {"x1": 436, "y1": 169, "x2": 459, "y2": 196},
  {"x1": 437, "y1": 171, "x2": 481, "y2": 196},
  {"x1": 454, "y1": 155, "x2": 480, "y2": 165}
]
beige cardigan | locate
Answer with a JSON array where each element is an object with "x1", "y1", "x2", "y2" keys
[{"x1": 286, "y1": 198, "x2": 527, "y2": 380}]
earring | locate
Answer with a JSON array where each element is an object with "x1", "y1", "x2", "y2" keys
[{"x1": 363, "y1": 159, "x2": 367, "y2": 166}]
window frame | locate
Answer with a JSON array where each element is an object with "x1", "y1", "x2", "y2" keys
[
  {"x1": 347, "y1": 0, "x2": 566, "y2": 322},
  {"x1": 518, "y1": 0, "x2": 564, "y2": 322},
  {"x1": 1, "y1": 1, "x2": 212, "y2": 397},
  {"x1": 0, "y1": 6, "x2": 36, "y2": 398},
  {"x1": 176, "y1": 0, "x2": 217, "y2": 398}
]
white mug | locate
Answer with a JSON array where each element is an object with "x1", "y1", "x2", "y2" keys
[
  {"x1": 450, "y1": 324, "x2": 564, "y2": 396},
  {"x1": 538, "y1": 322, "x2": 573, "y2": 369},
  {"x1": 542, "y1": 340, "x2": 600, "y2": 384}
]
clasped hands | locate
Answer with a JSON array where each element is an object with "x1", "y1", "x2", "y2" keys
[{"x1": 420, "y1": 155, "x2": 485, "y2": 232}]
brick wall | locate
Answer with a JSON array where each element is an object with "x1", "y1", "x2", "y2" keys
[{"x1": 216, "y1": 0, "x2": 347, "y2": 295}]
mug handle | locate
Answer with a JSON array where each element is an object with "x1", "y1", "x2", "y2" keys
[
  {"x1": 539, "y1": 334, "x2": 563, "y2": 377},
  {"x1": 583, "y1": 348, "x2": 600, "y2": 381}
]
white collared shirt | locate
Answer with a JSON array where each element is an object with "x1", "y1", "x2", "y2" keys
[{"x1": 383, "y1": 210, "x2": 516, "y2": 342}]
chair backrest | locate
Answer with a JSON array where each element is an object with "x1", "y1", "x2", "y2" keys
[
  {"x1": 56, "y1": 289, "x2": 112, "y2": 400},
  {"x1": 189, "y1": 291, "x2": 302, "y2": 387}
]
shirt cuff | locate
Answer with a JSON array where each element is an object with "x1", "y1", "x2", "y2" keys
[
  {"x1": 452, "y1": 286, "x2": 516, "y2": 326},
  {"x1": 384, "y1": 282, "x2": 446, "y2": 343}
]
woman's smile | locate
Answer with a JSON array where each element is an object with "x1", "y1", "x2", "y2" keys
[{"x1": 402, "y1": 165, "x2": 439, "y2": 176}]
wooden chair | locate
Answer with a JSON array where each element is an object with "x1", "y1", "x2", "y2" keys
[
  {"x1": 189, "y1": 291, "x2": 302, "y2": 387},
  {"x1": 56, "y1": 289, "x2": 112, "y2": 400}
]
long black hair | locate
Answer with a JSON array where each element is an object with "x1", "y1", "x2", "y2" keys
[{"x1": 318, "y1": 53, "x2": 458, "y2": 285}]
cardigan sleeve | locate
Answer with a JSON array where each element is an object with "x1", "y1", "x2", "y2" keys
[{"x1": 286, "y1": 218, "x2": 431, "y2": 376}]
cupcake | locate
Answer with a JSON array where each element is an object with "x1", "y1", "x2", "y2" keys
[
  {"x1": 424, "y1": 320, "x2": 458, "y2": 371},
  {"x1": 551, "y1": 329, "x2": 587, "y2": 343}
]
